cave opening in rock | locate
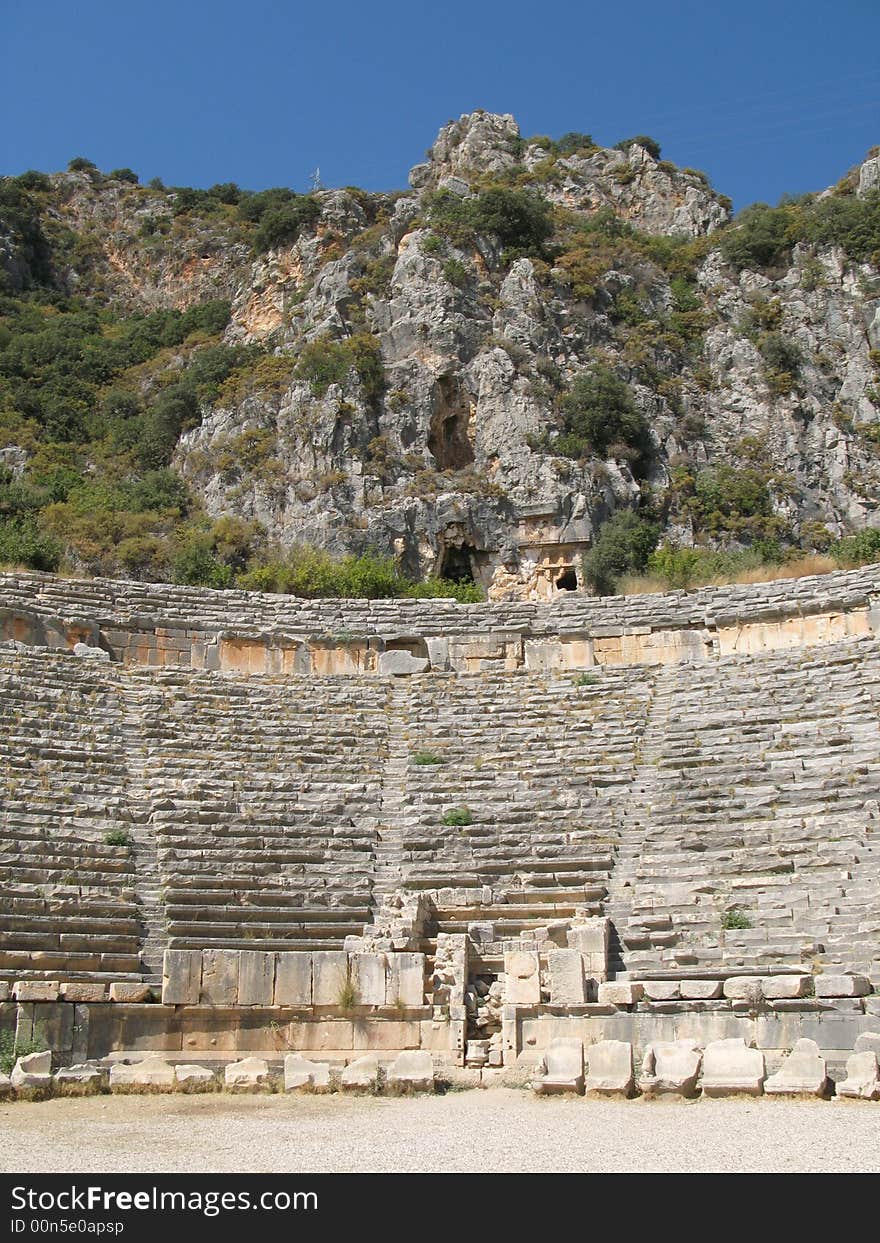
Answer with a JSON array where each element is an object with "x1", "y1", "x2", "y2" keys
[
  {"x1": 428, "y1": 377, "x2": 474, "y2": 471},
  {"x1": 439, "y1": 545, "x2": 476, "y2": 583},
  {"x1": 556, "y1": 567, "x2": 578, "y2": 591}
]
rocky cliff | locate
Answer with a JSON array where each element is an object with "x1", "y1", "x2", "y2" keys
[{"x1": 2, "y1": 113, "x2": 879, "y2": 599}]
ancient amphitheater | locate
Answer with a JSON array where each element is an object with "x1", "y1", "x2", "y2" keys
[{"x1": 1, "y1": 564, "x2": 880, "y2": 1102}]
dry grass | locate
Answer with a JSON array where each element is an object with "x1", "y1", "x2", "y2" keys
[{"x1": 617, "y1": 554, "x2": 838, "y2": 596}]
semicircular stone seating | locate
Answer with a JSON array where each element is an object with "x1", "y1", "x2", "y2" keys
[{"x1": 0, "y1": 567, "x2": 878, "y2": 992}]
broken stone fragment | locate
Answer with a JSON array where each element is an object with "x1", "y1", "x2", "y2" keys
[
  {"x1": 764, "y1": 1039, "x2": 827, "y2": 1097},
  {"x1": 836, "y1": 1051, "x2": 880, "y2": 1100},
  {"x1": 584, "y1": 1040, "x2": 634, "y2": 1096},
  {"x1": 532, "y1": 1038, "x2": 584, "y2": 1095},
  {"x1": 638, "y1": 1040, "x2": 702, "y2": 1097},
  {"x1": 224, "y1": 1057, "x2": 271, "y2": 1090},
  {"x1": 110, "y1": 1055, "x2": 176, "y2": 1089},
  {"x1": 284, "y1": 1055, "x2": 332, "y2": 1092},
  {"x1": 340, "y1": 1053, "x2": 379, "y2": 1091},
  {"x1": 701, "y1": 1038, "x2": 765, "y2": 1097},
  {"x1": 386, "y1": 1050, "x2": 435, "y2": 1093},
  {"x1": 11, "y1": 1050, "x2": 52, "y2": 1090}
]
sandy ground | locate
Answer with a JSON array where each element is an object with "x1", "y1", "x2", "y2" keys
[{"x1": 1, "y1": 1089, "x2": 878, "y2": 1173}]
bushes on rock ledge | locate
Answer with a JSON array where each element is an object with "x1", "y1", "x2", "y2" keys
[
  {"x1": 582, "y1": 511, "x2": 660, "y2": 595},
  {"x1": 237, "y1": 546, "x2": 484, "y2": 601},
  {"x1": 554, "y1": 367, "x2": 651, "y2": 473}
]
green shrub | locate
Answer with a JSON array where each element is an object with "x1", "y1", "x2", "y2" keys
[
  {"x1": 471, "y1": 187, "x2": 553, "y2": 256},
  {"x1": 574, "y1": 673, "x2": 601, "y2": 686},
  {"x1": 582, "y1": 511, "x2": 660, "y2": 595},
  {"x1": 252, "y1": 197, "x2": 322, "y2": 251},
  {"x1": 442, "y1": 807, "x2": 473, "y2": 826},
  {"x1": 15, "y1": 170, "x2": 52, "y2": 193},
  {"x1": 800, "y1": 189, "x2": 880, "y2": 265},
  {"x1": 614, "y1": 135, "x2": 662, "y2": 159},
  {"x1": 109, "y1": 168, "x2": 139, "y2": 184},
  {"x1": 647, "y1": 544, "x2": 704, "y2": 590},
  {"x1": 294, "y1": 333, "x2": 384, "y2": 401},
  {"x1": 555, "y1": 366, "x2": 650, "y2": 470},
  {"x1": 829, "y1": 527, "x2": 880, "y2": 567},
  {"x1": 0, "y1": 1029, "x2": 47, "y2": 1074},
  {"x1": 720, "y1": 203, "x2": 794, "y2": 271},
  {"x1": 171, "y1": 538, "x2": 234, "y2": 589},
  {"x1": 412, "y1": 751, "x2": 445, "y2": 765},
  {"x1": 0, "y1": 518, "x2": 62, "y2": 571},
  {"x1": 403, "y1": 577, "x2": 483, "y2": 603},
  {"x1": 555, "y1": 132, "x2": 596, "y2": 156},
  {"x1": 721, "y1": 909, "x2": 752, "y2": 930},
  {"x1": 67, "y1": 157, "x2": 97, "y2": 173},
  {"x1": 427, "y1": 185, "x2": 552, "y2": 258},
  {"x1": 104, "y1": 830, "x2": 132, "y2": 847}
]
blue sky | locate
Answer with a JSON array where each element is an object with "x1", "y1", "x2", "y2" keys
[{"x1": 3, "y1": 1, "x2": 879, "y2": 210}]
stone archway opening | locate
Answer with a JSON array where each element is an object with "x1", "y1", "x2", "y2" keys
[{"x1": 556, "y1": 567, "x2": 578, "y2": 592}]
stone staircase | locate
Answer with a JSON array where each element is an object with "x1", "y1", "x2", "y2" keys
[{"x1": 392, "y1": 667, "x2": 654, "y2": 939}]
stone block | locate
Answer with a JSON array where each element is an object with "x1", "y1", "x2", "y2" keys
[
  {"x1": 533, "y1": 1038, "x2": 584, "y2": 1095},
  {"x1": 504, "y1": 951, "x2": 541, "y2": 1005},
  {"x1": 761, "y1": 975, "x2": 811, "y2": 1000},
  {"x1": 387, "y1": 952, "x2": 425, "y2": 1007},
  {"x1": 110, "y1": 1055, "x2": 175, "y2": 1089},
  {"x1": 701, "y1": 1038, "x2": 765, "y2": 1097},
  {"x1": 425, "y1": 638, "x2": 450, "y2": 671},
  {"x1": 836, "y1": 1051, "x2": 880, "y2": 1100},
  {"x1": 224, "y1": 1058, "x2": 271, "y2": 1090},
  {"x1": 284, "y1": 1055, "x2": 332, "y2": 1092},
  {"x1": 11, "y1": 1051, "x2": 52, "y2": 1089},
  {"x1": 764, "y1": 1039, "x2": 827, "y2": 1097},
  {"x1": 351, "y1": 953, "x2": 387, "y2": 1006},
  {"x1": 274, "y1": 953, "x2": 312, "y2": 1006},
  {"x1": 12, "y1": 981, "x2": 60, "y2": 1002},
  {"x1": 566, "y1": 918, "x2": 610, "y2": 959},
  {"x1": 584, "y1": 1040, "x2": 634, "y2": 1096},
  {"x1": 679, "y1": 979, "x2": 723, "y2": 1000},
  {"x1": 386, "y1": 1050, "x2": 435, "y2": 1093},
  {"x1": 162, "y1": 948, "x2": 202, "y2": 1006},
  {"x1": 0, "y1": 983, "x2": 8, "y2": 1002},
  {"x1": 596, "y1": 982, "x2": 643, "y2": 1007},
  {"x1": 60, "y1": 982, "x2": 106, "y2": 1003},
  {"x1": 109, "y1": 982, "x2": 152, "y2": 1003},
  {"x1": 722, "y1": 976, "x2": 764, "y2": 1002},
  {"x1": 174, "y1": 1064, "x2": 216, "y2": 1088},
  {"x1": 0, "y1": 1073, "x2": 11, "y2": 1097},
  {"x1": 642, "y1": 980, "x2": 680, "y2": 1002},
  {"x1": 200, "y1": 949, "x2": 240, "y2": 1005},
  {"x1": 638, "y1": 1040, "x2": 702, "y2": 1097},
  {"x1": 54, "y1": 1063, "x2": 107, "y2": 1090},
  {"x1": 853, "y1": 1031, "x2": 880, "y2": 1057},
  {"x1": 547, "y1": 950, "x2": 587, "y2": 1005},
  {"x1": 340, "y1": 1053, "x2": 379, "y2": 1091},
  {"x1": 239, "y1": 951, "x2": 276, "y2": 1007},
  {"x1": 378, "y1": 650, "x2": 429, "y2": 676},
  {"x1": 814, "y1": 974, "x2": 871, "y2": 998},
  {"x1": 312, "y1": 951, "x2": 350, "y2": 1007}
]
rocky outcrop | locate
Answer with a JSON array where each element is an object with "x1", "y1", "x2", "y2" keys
[{"x1": 4, "y1": 114, "x2": 879, "y2": 599}]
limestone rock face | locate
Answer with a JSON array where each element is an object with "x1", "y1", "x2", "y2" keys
[{"x1": 11, "y1": 117, "x2": 880, "y2": 599}]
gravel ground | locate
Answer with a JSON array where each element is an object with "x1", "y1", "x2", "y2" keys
[{"x1": 1, "y1": 1090, "x2": 878, "y2": 1173}]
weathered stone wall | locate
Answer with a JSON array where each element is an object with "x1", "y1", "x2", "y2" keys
[{"x1": 1, "y1": 564, "x2": 878, "y2": 673}]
